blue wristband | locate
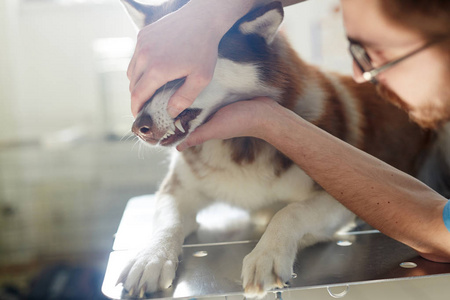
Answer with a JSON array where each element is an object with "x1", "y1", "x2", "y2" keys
[{"x1": 444, "y1": 200, "x2": 450, "y2": 232}]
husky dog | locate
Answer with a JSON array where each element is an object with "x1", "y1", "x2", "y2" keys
[{"x1": 118, "y1": 0, "x2": 448, "y2": 298}]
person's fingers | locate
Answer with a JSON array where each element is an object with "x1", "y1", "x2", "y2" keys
[
  {"x1": 130, "y1": 66, "x2": 213, "y2": 118},
  {"x1": 176, "y1": 97, "x2": 276, "y2": 151},
  {"x1": 128, "y1": 40, "x2": 155, "y2": 93},
  {"x1": 130, "y1": 69, "x2": 167, "y2": 117},
  {"x1": 167, "y1": 72, "x2": 213, "y2": 118},
  {"x1": 128, "y1": 56, "x2": 147, "y2": 94},
  {"x1": 176, "y1": 104, "x2": 237, "y2": 152},
  {"x1": 127, "y1": 50, "x2": 137, "y2": 83},
  {"x1": 128, "y1": 29, "x2": 153, "y2": 92},
  {"x1": 176, "y1": 123, "x2": 212, "y2": 152}
]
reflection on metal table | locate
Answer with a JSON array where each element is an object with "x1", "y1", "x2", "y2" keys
[{"x1": 102, "y1": 195, "x2": 450, "y2": 299}]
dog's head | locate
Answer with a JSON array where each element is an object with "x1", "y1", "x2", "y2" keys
[{"x1": 123, "y1": 0, "x2": 285, "y2": 147}]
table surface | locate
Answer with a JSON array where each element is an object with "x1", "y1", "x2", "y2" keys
[{"x1": 102, "y1": 195, "x2": 450, "y2": 299}]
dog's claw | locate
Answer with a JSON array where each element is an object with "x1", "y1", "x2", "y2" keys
[
  {"x1": 128, "y1": 287, "x2": 134, "y2": 297},
  {"x1": 139, "y1": 285, "x2": 146, "y2": 298},
  {"x1": 244, "y1": 283, "x2": 264, "y2": 296},
  {"x1": 275, "y1": 277, "x2": 284, "y2": 289},
  {"x1": 243, "y1": 274, "x2": 288, "y2": 298}
]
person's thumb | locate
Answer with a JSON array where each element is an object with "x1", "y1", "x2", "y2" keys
[{"x1": 167, "y1": 73, "x2": 212, "y2": 118}]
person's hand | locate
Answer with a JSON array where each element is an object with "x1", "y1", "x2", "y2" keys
[
  {"x1": 127, "y1": 6, "x2": 221, "y2": 118},
  {"x1": 127, "y1": 0, "x2": 258, "y2": 118},
  {"x1": 176, "y1": 97, "x2": 280, "y2": 151}
]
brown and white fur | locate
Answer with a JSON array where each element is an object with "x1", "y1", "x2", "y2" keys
[{"x1": 118, "y1": 1, "x2": 446, "y2": 298}]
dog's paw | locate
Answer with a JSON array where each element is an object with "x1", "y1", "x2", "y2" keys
[
  {"x1": 117, "y1": 244, "x2": 179, "y2": 298},
  {"x1": 241, "y1": 245, "x2": 294, "y2": 299}
]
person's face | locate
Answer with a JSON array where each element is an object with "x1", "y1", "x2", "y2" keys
[{"x1": 341, "y1": 0, "x2": 450, "y2": 128}]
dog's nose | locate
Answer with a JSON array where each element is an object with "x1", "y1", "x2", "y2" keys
[{"x1": 132, "y1": 114, "x2": 153, "y2": 138}]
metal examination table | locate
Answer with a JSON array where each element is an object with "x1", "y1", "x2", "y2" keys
[{"x1": 102, "y1": 195, "x2": 450, "y2": 299}]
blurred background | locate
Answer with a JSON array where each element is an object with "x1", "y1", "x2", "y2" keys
[{"x1": 5, "y1": 0, "x2": 445, "y2": 299}]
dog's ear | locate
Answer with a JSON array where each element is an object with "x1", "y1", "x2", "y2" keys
[
  {"x1": 238, "y1": 1, "x2": 284, "y2": 45},
  {"x1": 120, "y1": 0, "x2": 190, "y2": 29},
  {"x1": 120, "y1": 0, "x2": 149, "y2": 29}
]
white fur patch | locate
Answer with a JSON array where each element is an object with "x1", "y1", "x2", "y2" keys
[
  {"x1": 239, "y1": 9, "x2": 282, "y2": 44},
  {"x1": 184, "y1": 140, "x2": 316, "y2": 210},
  {"x1": 196, "y1": 58, "x2": 281, "y2": 106},
  {"x1": 294, "y1": 78, "x2": 326, "y2": 122}
]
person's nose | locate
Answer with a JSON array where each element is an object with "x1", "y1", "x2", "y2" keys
[{"x1": 351, "y1": 61, "x2": 366, "y2": 83}]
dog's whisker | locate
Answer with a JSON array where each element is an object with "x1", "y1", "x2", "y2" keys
[
  {"x1": 138, "y1": 141, "x2": 146, "y2": 160},
  {"x1": 131, "y1": 138, "x2": 141, "y2": 152},
  {"x1": 120, "y1": 130, "x2": 134, "y2": 142}
]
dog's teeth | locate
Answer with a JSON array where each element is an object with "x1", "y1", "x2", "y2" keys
[
  {"x1": 167, "y1": 128, "x2": 175, "y2": 135},
  {"x1": 174, "y1": 119, "x2": 185, "y2": 133}
]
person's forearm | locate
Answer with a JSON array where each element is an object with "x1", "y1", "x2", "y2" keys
[{"x1": 260, "y1": 105, "x2": 450, "y2": 262}]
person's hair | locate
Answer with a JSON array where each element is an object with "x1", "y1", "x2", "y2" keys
[{"x1": 379, "y1": 0, "x2": 450, "y2": 40}]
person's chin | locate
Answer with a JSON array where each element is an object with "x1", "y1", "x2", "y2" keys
[{"x1": 376, "y1": 83, "x2": 449, "y2": 129}]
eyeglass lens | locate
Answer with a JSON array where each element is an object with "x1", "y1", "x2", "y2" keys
[{"x1": 349, "y1": 43, "x2": 373, "y2": 72}]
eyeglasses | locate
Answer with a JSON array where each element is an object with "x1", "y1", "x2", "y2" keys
[{"x1": 348, "y1": 38, "x2": 442, "y2": 84}]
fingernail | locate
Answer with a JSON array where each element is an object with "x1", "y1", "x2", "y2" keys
[{"x1": 176, "y1": 143, "x2": 185, "y2": 152}]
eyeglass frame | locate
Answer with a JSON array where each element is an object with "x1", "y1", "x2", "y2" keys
[{"x1": 348, "y1": 37, "x2": 444, "y2": 84}]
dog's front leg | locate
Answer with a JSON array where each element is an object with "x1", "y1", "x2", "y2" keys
[
  {"x1": 242, "y1": 193, "x2": 353, "y2": 298},
  {"x1": 118, "y1": 171, "x2": 205, "y2": 297}
]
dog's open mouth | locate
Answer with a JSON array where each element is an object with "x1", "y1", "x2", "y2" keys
[{"x1": 158, "y1": 108, "x2": 202, "y2": 146}]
